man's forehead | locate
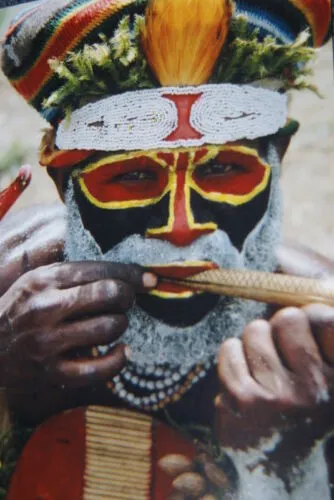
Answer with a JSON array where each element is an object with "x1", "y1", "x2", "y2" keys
[{"x1": 75, "y1": 139, "x2": 267, "y2": 172}]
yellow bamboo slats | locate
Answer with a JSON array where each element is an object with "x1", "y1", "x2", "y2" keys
[{"x1": 84, "y1": 407, "x2": 153, "y2": 500}]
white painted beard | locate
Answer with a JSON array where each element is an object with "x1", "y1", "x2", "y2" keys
[{"x1": 65, "y1": 144, "x2": 283, "y2": 370}]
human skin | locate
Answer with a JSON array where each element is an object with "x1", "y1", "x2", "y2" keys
[{"x1": 0, "y1": 205, "x2": 333, "y2": 477}]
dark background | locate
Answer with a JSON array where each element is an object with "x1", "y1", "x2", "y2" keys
[{"x1": 0, "y1": 0, "x2": 37, "y2": 7}]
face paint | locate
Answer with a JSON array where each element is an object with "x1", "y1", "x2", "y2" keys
[
  {"x1": 73, "y1": 143, "x2": 271, "y2": 249},
  {"x1": 70, "y1": 141, "x2": 272, "y2": 327},
  {"x1": 65, "y1": 141, "x2": 283, "y2": 368}
]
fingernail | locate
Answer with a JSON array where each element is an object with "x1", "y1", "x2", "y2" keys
[
  {"x1": 124, "y1": 345, "x2": 131, "y2": 360},
  {"x1": 143, "y1": 272, "x2": 158, "y2": 288},
  {"x1": 79, "y1": 364, "x2": 96, "y2": 376}
]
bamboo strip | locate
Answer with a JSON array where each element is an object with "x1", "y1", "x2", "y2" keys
[
  {"x1": 87, "y1": 421, "x2": 150, "y2": 436},
  {"x1": 84, "y1": 408, "x2": 152, "y2": 500},
  {"x1": 88, "y1": 406, "x2": 151, "y2": 423},
  {"x1": 84, "y1": 480, "x2": 148, "y2": 496},
  {"x1": 86, "y1": 412, "x2": 151, "y2": 430},
  {"x1": 85, "y1": 494, "x2": 146, "y2": 500},
  {"x1": 86, "y1": 454, "x2": 150, "y2": 468},
  {"x1": 86, "y1": 454, "x2": 150, "y2": 469},
  {"x1": 86, "y1": 460, "x2": 150, "y2": 474},
  {"x1": 86, "y1": 435, "x2": 151, "y2": 452},
  {"x1": 85, "y1": 489, "x2": 147, "y2": 500},
  {"x1": 84, "y1": 477, "x2": 149, "y2": 494},
  {"x1": 87, "y1": 423, "x2": 150, "y2": 439},
  {"x1": 86, "y1": 453, "x2": 150, "y2": 469},
  {"x1": 163, "y1": 268, "x2": 334, "y2": 308},
  {"x1": 87, "y1": 408, "x2": 151, "y2": 422},
  {"x1": 86, "y1": 465, "x2": 150, "y2": 482},
  {"x1": 86, "y1": 430, "x2": 150, "y2": 445},
  {"x1": 87, "y1": 445, "x2": 149, "y2": 463},
  {"x1": 85, "y1": 473, "x2": 149, "y2": 490}
]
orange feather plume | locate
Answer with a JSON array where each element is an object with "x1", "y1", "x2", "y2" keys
[{"x1": 141, "y1": 0, "x2": 233, "y2": 86}]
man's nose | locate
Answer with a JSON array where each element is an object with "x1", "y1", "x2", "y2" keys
[
  {"x1": 147, "y1": 216, "x2": 215, "y2": 247},
  {"x1": 146, "y1": 154, "x2": 217, "y2": 246}
]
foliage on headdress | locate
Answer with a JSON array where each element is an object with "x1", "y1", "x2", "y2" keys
[
  {"x1": 214, "y1": 16, "x2": 317, "y2": 92},
  {"x1": 43, "y1": 12, "x2": 317, "y2": 114},
  {"x1": 43, "y1": 15, "x2": 155, "y2": 112}
]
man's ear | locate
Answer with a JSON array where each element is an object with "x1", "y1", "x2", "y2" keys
[{"x1": 271, "y1": 119, "x2": 300, "y2": 162}]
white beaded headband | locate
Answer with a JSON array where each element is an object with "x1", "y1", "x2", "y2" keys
[{"x1": 56, "y1": 84, "x2": 288, "y2": 152}]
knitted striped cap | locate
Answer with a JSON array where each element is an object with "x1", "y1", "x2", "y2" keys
[
  {"x1": 1, "y1": 0, "x2": 331, "y2": 124},
  {"x1": 234, "y1": 0, "x2": 331, "y2": 46}
]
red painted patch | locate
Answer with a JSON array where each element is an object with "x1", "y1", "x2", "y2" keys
[
  {"x1": 7, "y1": 409, "x2": 86, "y2": 500},
  {"x1": 193, "y1": 150, "x2": 267, "y2": 196},
  {"x1": 81, "y1": 156, "x2": 168, "y2": 203},
  {"x1": 194, "y1": 148, "x2": 209, "y2": 163},
  {"x1": 149, "y1": 153, "x2": 214, "y2": 246},
  {"x1": 163, "y1": 94, "x2": 203, "y2": 141},
  {"x1": 149, "y1": 262, "x2": 217, "y2": 294},
  {"x1": 149, "y1": 262, "x2": 217, "y2": 279},
  {"x1": 40, "y1": 149, "x2": 93, "y2": 169},
  {"x1": 157, "y1": 152, "x2": 175, "y2": 165}
]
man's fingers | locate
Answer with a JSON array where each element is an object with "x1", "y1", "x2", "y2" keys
[
  {"x1": 216, "y1": 339, "x2": 250, "y2": 413},
  {"x1": 218, "y1": 338, "x2": 251, "y2": 383},
  {"x1": 303, "y1": 304, "x2": 334, "y2": 364},
  {"x1": 12, "y1": 279, "x2": 137, "y2": 328},
  {"x1": 0, "y1": 204, "x2": 66, "y2": 295},
  {"x1": 271, "y1": 307, "x2": 328, "y2": 400},
  {"x1": 38, "y1": 314, "x2": 128, "y2": 357},
  {"x1": 271, "y1": 308, "x2": 322, "y2": 371},
  {"x1": 217, "y1": 339, "x2": 271, "y2": 412},
  {"x1": 60, "y1": 279, "x2": 137, "y2": 320},
  {"x1": 48, "y1": 261, "x2": 157, "y2": 292},
  {"x1": 242, "y1": 319, "x2": 287, "y2": 393},
  {"x1": 54, "y1": 344, "x2": 126, "y2": 388},
  {"x1": 0, "y1": 203, "x2": 65, "y2": 258}
]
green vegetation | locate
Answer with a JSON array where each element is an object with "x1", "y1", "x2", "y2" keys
[
  {"x1": 214, "y1": 16, "x2": 316, "y2": 92},
  {"x1": 43, "y1": 15, "x2": 155, "y2": 113}
]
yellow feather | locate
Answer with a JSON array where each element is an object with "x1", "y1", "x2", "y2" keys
[{"x1": 141, "y1": 0, "x2": 233, "y2": 86}]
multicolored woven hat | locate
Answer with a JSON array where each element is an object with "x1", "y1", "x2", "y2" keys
[{"x1": 0, "y1": 0, "x2": 331, "y2": 169}]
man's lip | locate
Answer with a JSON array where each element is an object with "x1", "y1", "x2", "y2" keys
[{"x1": 147, "y1": 261, "x2": 218, "y2": 298}]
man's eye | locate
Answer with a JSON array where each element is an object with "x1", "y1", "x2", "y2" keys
[
  {"x1": 112, "y1": 170, "x2": 157, "y2": 182},
  {"x1": 196, "y1": 163, "x2": 245, "y2": 178}
]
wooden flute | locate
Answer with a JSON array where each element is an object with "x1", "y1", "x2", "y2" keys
[{"x1": 161, "y1": 268, "x2": 334, "y2": 308}]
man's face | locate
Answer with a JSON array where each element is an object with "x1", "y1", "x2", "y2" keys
[
  {"x1": 70, "y1": 141, "x2": 272, "y2": 325},
  {"x1": 65, "y1": 138, "x2": 282, "y2": 367}
]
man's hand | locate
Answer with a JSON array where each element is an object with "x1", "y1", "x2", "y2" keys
[
  {"x1": 0, "y1": 203, "x2": 66, "y2": 296},
  {"x1": 0, "y1": 261, "x2": 156, "y2": 420},
  {"x1": 215, "y1": 305, "x2": 334, "y2": 449},
  {"x1": 215, "y1": 243, "x2": 334, "y2": 452}
]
